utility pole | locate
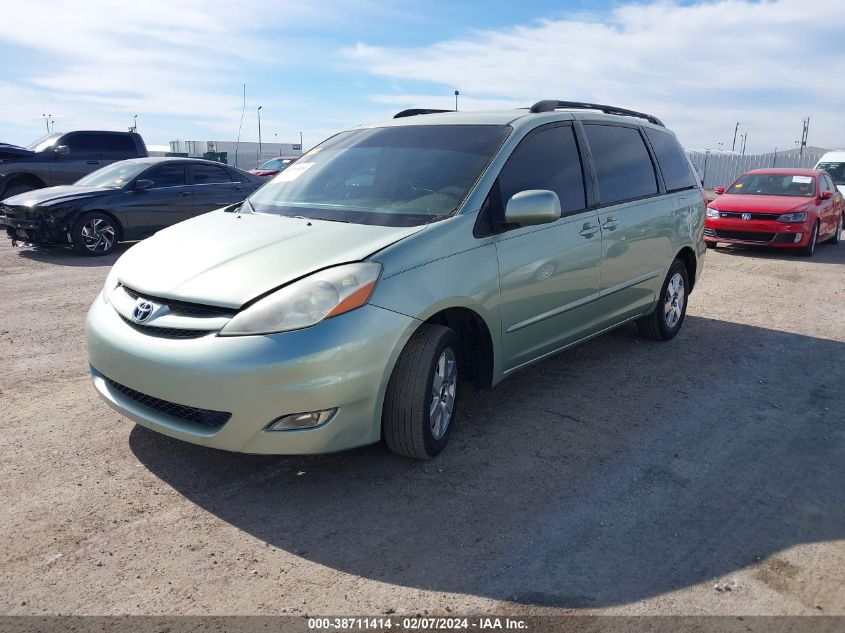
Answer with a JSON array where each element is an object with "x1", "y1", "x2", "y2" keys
[
  {"x1": 731, "y1": 121, "x2": 740, "y2": 151},
  {"x1": 740, "y1": 132, "x2": 748, "y2": 156},
  {"x1": 299, "y1": 131, "x2": 303, "y2": 152},
  {"x1": 455, "y1": 90, "x2": 459, "y2": 111},
  {"x1": 257, "y1": 106, "x2": 263, "y2": 160},
  {"x1": 799, "y1": 117, "x2": 809, "y2": 156}
]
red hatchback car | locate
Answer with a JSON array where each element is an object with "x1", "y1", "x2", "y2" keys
[{"x1": 705, "y1": 168, "x2": 843, "y2": 256}]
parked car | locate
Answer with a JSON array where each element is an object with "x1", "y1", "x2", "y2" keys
[
  {"x1": 815, "y1": 151, "x2": 845, "y2": 195},
  {"x1": 86, "y1": 100, "x2": 705, "y2": 459},
  {"x1": 0, "y1": 131, "x2": 147, "y2": 200},
  {"x1": 249, "y1": 156, "x2": 299, "y2": 178},
  {"x1": 0, "y1": 157, "x2": 263, "y2": 255},
  {"x1": 705, "y1": 168, "x2": 843, "y2": 256}
]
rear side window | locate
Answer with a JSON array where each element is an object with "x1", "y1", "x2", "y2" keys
[
  {"x1": 63, "y1": 133, "x2": 100, "y2": 154},
  {"x1": 192, "y1": 164, "x2": 233, "y2": 184},
  {"x1": 101, "y1": 134, "x2": 137, "y2": 158},
  {"x1": 498, "y1": 125, "x2": 586, "y2": 215},
  {"x1": 584, "y1": 124, "x2": 657, "y2": 205},
  {"x1": 143, "y1": 163, "x2": 187, "y2": 188},
  {"x1": 644, "y1": 127, "x2": 696, "y2": 191}
]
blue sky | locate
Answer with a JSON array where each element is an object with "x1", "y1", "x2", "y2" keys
[{"x1": 1, "y1": 0, "x2": 843, "y2": 158}]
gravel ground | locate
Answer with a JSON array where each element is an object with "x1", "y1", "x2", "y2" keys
[{"x1": 0, "y1": 238, "x2": 843, "y2": 616}]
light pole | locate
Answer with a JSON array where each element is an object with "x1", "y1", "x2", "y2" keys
[
  {"x1": 740, "y1": 132, "x2": 748, "y2": 156},
  {"x1": 731, "y1": 121, "x2": 740, "y2": 151},
  {"x1": 257, "y1": 106, "x2": 263, "y2": 159},
  {"x1": 454, "y1": 90, "x2": 459, "y2": 111},
  {"x1": 299, "y1": 131, "x2": 303, "y2": 152},
  {"x1": 42, "y1": 113, "x2": 51, "y2": 133},
  {"x1": 274, "y1": 133, "x2": 277, "y2": 145}
]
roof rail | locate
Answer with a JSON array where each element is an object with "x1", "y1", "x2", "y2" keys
[
  {"x1": 393, "y1": 108, "x2": 453, "y2": 119},
  {"x1": 528, "y1": 100, "x2": 664, "y2": 127}
]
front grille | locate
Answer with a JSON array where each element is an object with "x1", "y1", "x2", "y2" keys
[
  {"x1": 718, "y1": 211, "x2": 781, "y2": 220},
  {"x1": 711, "y1": 229, "x2": 775, "y2": 242},
  {"x1": 121, "y1": 285, "x2": 235, "y2": 317},
  {"x1": 104, "y1": 375, "x2": 231, "y2": 428},
  {"x1": 119, "y1": 314, "x2": 213, "y2": 339}
]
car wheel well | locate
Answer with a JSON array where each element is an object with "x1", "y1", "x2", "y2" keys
[
  {"x1": 675, "y1": 246, "x2": 697, "y2": 293},
  {"x1": 424, "y1": 307, "x2": 494, "y2": 391},
  {"x1": 2, "y1": 172, "x2": 46, "y2": 195}
]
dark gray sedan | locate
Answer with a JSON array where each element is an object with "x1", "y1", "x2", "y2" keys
[{"x1": 0, "y1": 157, "x2": 264, "y2": 255}]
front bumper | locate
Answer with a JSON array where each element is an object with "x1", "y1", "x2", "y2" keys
[
  {"x1": 704, "y1": 217, "x2": 812, "y2": 248},
  {"x1": 86, "y1": 295, "x2": 420, "y2": 454},
  {"x1": 0, "y1": 212, "x2": 65, "y2": 244}
]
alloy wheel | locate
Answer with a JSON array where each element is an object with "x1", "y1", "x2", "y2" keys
[
  {"x1": 663, "y1": 272, "x2": 685, "y2": 329},
  {"x1": 429, "y1": 348, "x2": 457, "y2": 440},
  {"x1": 80, "y1": 218, "x2": 116, "y2": 253}
]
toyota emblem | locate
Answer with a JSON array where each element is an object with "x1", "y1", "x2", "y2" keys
[
  {"x1": 741, "y1": 212, "x2": 752, "y2": 221},
  {"x1": 132, "y1": 300, "x2": 155, "y2": 322}
]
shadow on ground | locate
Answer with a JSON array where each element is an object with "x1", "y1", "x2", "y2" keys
[
  {"x1": 14, "y1": 242, "x2": 134, "y2": 267},
  {"x1": 711, "y1": 240, "x2": 844, "y2": 264},
  {"x1": 130, "y1": 315, "x2": 845, "y2": 608}
]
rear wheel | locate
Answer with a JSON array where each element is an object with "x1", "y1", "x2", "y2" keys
[
  {"x1": 637, "y1": 259, "x2": 689, "y2": 341},
  {"x1": 797, "y1": 222, "x2": 818, "y2": 257},
  {"x1": 72, "y1": 212, "x2": 119, "y2": 256},
  {"x1": 383, "y1": 324, "x2": 459, "y2": 459},
  {"x1": 825, "y1": 215, "x2": 842, "y2": 244}
]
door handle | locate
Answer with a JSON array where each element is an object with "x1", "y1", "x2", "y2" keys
[
  {"x1": 579, "y1": 223, "x2": 599, "y2": 238},
  {"x1": 178, "y1": 191, "x2": 191, "y2": 197},
  {"x1": 602, "y1": 217, "x2": 619, "y2": 231},
  {"x1": 86, "y1": 160, "x2": 101, "y2": 165}
]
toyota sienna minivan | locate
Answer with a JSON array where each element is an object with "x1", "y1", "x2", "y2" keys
[{"x1": 86, "y1": 101, "x2": 706, "y2": 459}]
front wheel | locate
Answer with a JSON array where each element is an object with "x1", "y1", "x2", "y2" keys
[
  {"x1": 637, "y1": 259, "x2": 689, "y2": 341},
  {"x1": 72, "y1": 212, "x2": 119, "y2": 256},
  {"x1": 797, "y1": 222, "x2": 818, "y2": 257},
  {"x1": 382, "y1": 323, "x2": 460, "y2": 459}
]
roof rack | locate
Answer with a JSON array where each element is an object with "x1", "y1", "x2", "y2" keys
[
  {"x1": 528, "y1": 100, "x2": 664, "y2": 127},
  {"x1": 393, "y1": 108, "x2": 453, "y2": 119}
]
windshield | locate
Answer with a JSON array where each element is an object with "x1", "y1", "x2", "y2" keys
[
  {"x1": 727, "y1": 173, "x2": 816, "y2": 197},
  {"x1": 75, "y1": 162, "x2": 148, "y2": 188},
  {"x1": 258, "y1": 158, "x2": 294, "y2": 171},
  {"x1": 26, "y1": 133, "x2": 62, "y2": 152},
  {"x1": 247, "y1": 125, "x2": 511, "y2": 227},
  {"x1": 817, "y1": 162, "x2": 845, "y2": 185}
]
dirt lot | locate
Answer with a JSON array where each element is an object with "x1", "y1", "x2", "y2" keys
[{"x1": 0, "y1": 238, "x2": 843, "y2": 616}]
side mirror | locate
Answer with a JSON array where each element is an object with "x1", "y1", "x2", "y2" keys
[
  {"x1": 713, "y1": 186, "x2": 725, "y2": 195},
  {"x1": 134, "y1": 179, "x2": 154, "y2": 191},
  {"x1": 820, "y1": 190, "x2": 833, "y2": 200},
  {"x1": 504, "y1": 190, "x2": 561, "y2": 227},
  {"x1": 54, "y1": 145, "x2": 70, "y2": 156}
]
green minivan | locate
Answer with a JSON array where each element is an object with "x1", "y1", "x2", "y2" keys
[{"x1": 86, "y1": 101, "x2": 706, "y2": 459}]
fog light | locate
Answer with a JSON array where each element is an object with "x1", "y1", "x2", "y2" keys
[
  {"x1": 794, "y1": 233, "x2": 803, "y2": 243},
  {"x1": 267, "y1": 408, "x2": 337, "y2": 431}
]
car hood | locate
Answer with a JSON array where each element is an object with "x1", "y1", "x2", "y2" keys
[
  {"x1": 709, "y1": 194, "x2": 813, "y2": 213},
  {"x1": 3, "y1": 185, "x2": 114, "y2": 208},
  {"x1": 114, "y1": 209, "x2": 427, "y2": 308},
  {"x1": 0, "y1": 142, "x2": 34, "y2": 160}
]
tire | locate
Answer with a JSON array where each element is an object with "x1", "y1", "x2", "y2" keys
[
  {"x1": 383, "y1": 323, "x2": 460, "y2": 459},
  {"x1": 824, "y1": 215, "x2": 842, "y2": 245},
  {"x1": 797, "y1": 221, "x2": 818, "y2": 257},
  {"x1": 71, "y1": 212, "x2": 119, "y2": 256},
  {"x1": 636, "y1": 259, "x2": 689, "y2": 341},
  {"x1": 1, "y1": 183, "x2": 37, "y2": 200}
]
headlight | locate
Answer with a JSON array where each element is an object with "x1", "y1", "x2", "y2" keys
[
  {"x1": 777, "y1": 212, "x2": 807, "y2": 223},
  {"x1": 101, "y1": 268, "x2": 120, "y2": 304},
  {"x1": 220, "y1": 262, "x2": 382, "y2": 336},
  {"x1": 706, "y1": 207, "x2": 720, "y2": 219}
]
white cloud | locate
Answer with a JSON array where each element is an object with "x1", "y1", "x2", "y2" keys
[{"x1": 344, "y1": 0, "x2": 845, "y2": 152}]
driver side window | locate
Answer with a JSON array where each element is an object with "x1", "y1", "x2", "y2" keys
[{"x1": 143, "y1": 163, "x2": 187, "y2": 188}]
